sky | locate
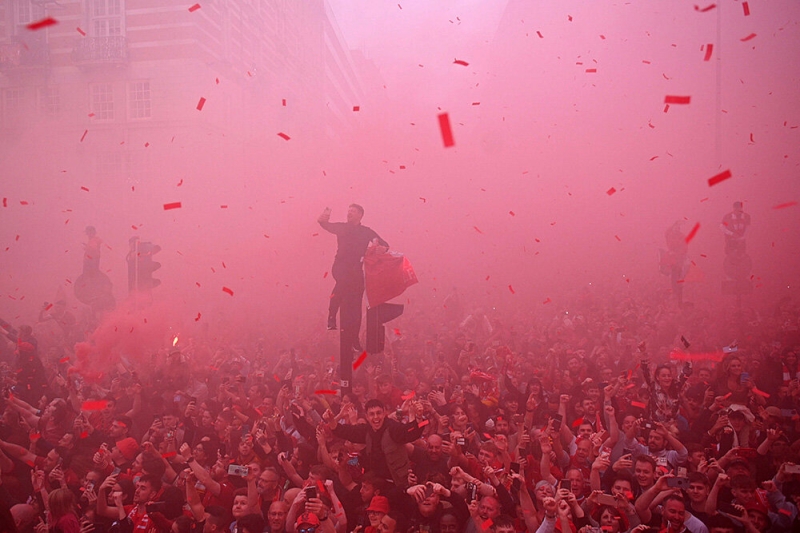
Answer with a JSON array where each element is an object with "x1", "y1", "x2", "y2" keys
[{"x1": 0, "y1": 0, "x2": 798, "y2": 355}]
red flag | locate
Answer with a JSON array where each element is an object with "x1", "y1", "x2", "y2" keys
[
  {"x1": 364, "y1": 246, "x2": 418, "y2": 306},
  {"x1": 438, "y1": 112, "x2": 455, "y2": 147}
]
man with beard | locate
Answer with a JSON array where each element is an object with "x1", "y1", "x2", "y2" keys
[{"x1": 403, "y1": 482, "x2": 470, "y2": 533}]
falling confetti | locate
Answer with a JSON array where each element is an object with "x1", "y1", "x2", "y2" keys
[
  {"x1": 222, "y1": 286, "x2": 234, "y2": 296},
  {"x1": 438, "y1": 112, "x2": 454, "y2": 147},
  {"x1": 703, "y1": 43, "x2": 714, "y2": 61},
  {"x1": 508, "y1": 285, "x2": 515, "y2": 294},
  {"x1": 76, "y1": 27, "x2": 86, "y2": 36},
  {"x1": 80, "y1": 130, "x2": 88, "y2": 142},
  {"x1": 742, "y1": 2, "x2": 750, "y2": 16},
  {"x1": 353, "y1": 351, "x2": 368, "y2": 370},
  {"x1": 188, "y1": 3, "x2": 201, "y2": 12},
  {"x1": 27, "y1": 17, "x2": 58, "y2": 30},
  {"x1": 607, "y1": 187, "x2": 617, "y2": 196},
  {"x1": 707, "y1": 169, "x2": 732, "y2": 187},
  {"x1": 195, "y1": 312, "x2": 201, "y2": 321},
  {"x1": 664, "y1": 95, "x2": 691, "y2": 104},
  {"x1": 163, "y1": 202, "x2": 182, "y2": 210},
  {"x1": 773, "y1": 201, "x2": 797, "y2": 210},
  {"x1": 694, "y1": 4, "x2": 716, "y2": 12},
  {"x1": 740, "y1": 33, "x2": 757, "y2": 42},
  {"x1": 685, "y1": 223, "x2": 701, "y2": 243},
  {"x1": 453, "y1": 59, "x2": 469, "y2": 66},
  {"x1": 277, "y1": 132, "x2": 290, "y2": 140},
  {"x1": 196, "y1": 97, "x2": 206, "y2": 111}
]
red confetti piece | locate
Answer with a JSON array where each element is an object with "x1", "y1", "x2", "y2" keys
[
  {"x1": 438, "y1": 112, "x2": 455, "y2": 147},
  {"x1": 282, "y1": 98, "x2": 286, "y2": 106},
  {"x1": 642, "y1": 60, "x2": 651, "y2": 64},
  {"x1": 177, "y1": 179, "x2": 183, "y2": 186},
  {"x1": 664, "y1": 95, "x2": 691, "y2": 104},
  {"x1": 630, "y1": 401, "x2": 647, "y2": 409},
  {"x1": 163, "y1": 202, "x2": 182, "y2": 210},
  {"x1": 417, "y1": 419, "x2": 430, "y2": 427},
  {"x1": 509, "y1": 211, "x2": 515, "y2": 216},
  {"x1": 508, "y1": 285, "x2": 515, "y2": 294},
  {"x1": 571, "y1": 418, "x2": 585, "y2": 428},
  {"x1": 353, "y1": 106, "x2": 360, "y2": 111},
  {"x1": 742, "y1": 2, "x2": 750, "y2": 16},
  {"x1": 543, "y1": 298, "x2": 551, "y2": 304},
  {"x1": 277, "y1": 132, "x2": 290, "y2": 140},
  {"x1": 161, "y1": 451, "x2": 177, "y2": 458},
  {"x1": 607, "y1": 187, "x2": 617, "y2": 195},
  {"x1": 694, "y1": 4, "x2": 716, "y2": 12},
  {"x1": 778, "y1": 508, "x2": 792, "y2": 517},
  {"x1": 196, "y1": 97, "x2": 206, "y2": 111},
  {"x1": 353, "y1": 351, "x2": 368, "y2": 370},
  {"x1": 585, "y1": 68, "x2": 597, "y2": 73},
  {"x1": 2, "y1": 198, "x2": 6, "y2": 207},
  {"x1": 81, "y1": 400, "x2": 109, "y2": 411},
  {"x1": 220, "y1": 205, "x2": 228, "y2": 208},
  {"x1": 536, "y1": 31, "x2": 543, "y2": 38},
  {"x1": 188, "y1": 4, "x2": 201, "y2": 12},
  {"x1": 473, "y1": 226, "x2": 483, "y2": 234},
  {"x1": 44, "y1": 303, "x2": 54, "y2": 311},
  {"x1": 472, "y1": 102, "x2": 480, "y2": 106},
  {"x1": 419, "y1": 197, "x2": 427, "y2": 203},
  {"x1": 614, "y1": 235, "x2": 621, "y2": 241},
  {"x1": 27, "y1": 17, "x2": 58, "y2": 30},
  {"x1": 323, "y1": 271, "x2": 328, "y2": 278},
  {"x1": 59, "y1": 356, "x2": 70, "y2": 363},
  {"x1": 740, "y1": 33, "x2": 757, "y2": 42},
  {"x1": 707, "y1": 169, "x2": 732, "y2": 186},
  {"x1": 704, "y1": 43, "x2": 714, "y2": 61},
  {"x1": 685, "y1": 223, "x2": 700, "y2": 243},
  {"x1": 453, "y1": 59, "x2": 469, "y2": 66},
  {"x1": 195, "y1": 312, "x2": 201, "y2": 321},
  {"x1": 222, "y1": 286, "x2": 234, "y2": 296},
  {"x1": 401, "y1": 391, "x2": 416, "y2": 400},
  {"x1": 80, "y1": 186, "x2": 89, "y2": 192},
  {"x1": 773, "y1": 201, "x2": 797, "y2": 209},
  {"x1": 481, "y1": 519, "x2": 493, "y2": 531},
  {"x1": 20, "y1": 200, "x2": 29, "y2": 205},
  {"x1": 80, "y1": 130, "x2": 88, "y2": 142},
  {"x1": 76, "y1": 27, "x2": 86, "y2": 36},
  {"x1": 144, "y1": 142, "x2": 150, "y2": 147},
  {"x1": 315, "y1": 389, "x2": 337, "y2": 395}
]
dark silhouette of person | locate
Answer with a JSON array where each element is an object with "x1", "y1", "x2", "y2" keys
[
  {"x1": 83, "y1": 226, "x2": 102, "y2": 273},
  {"x1": 318, "y1": 204, "x2": 387, "y2": 348},
  {"x1": 721, "y1": 201, "x2": 751, "y2": 256}
]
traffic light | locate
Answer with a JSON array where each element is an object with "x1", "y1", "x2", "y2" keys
[
  {"x1": 365, "y1": 303, "x2": 404, "y2": 354},
  {"x1": 127, "y1": 239, "x2": 161, "y2": 292}
]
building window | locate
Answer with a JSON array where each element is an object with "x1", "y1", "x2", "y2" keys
[
  {"x1": 14, "y1": 0, "x2": 46, "y2": 26},
  {"x1": 3, "y1": 88, "x2": 26, "y2": 114},
  {"x1": 90, "y1": 83, "x2": 114, "y2": 120},
  {"x1": 39, "y1": 86, "x2": 60, "y2": 117},
  {"x1": 90, "y1": 0, "x2": 123, "y2": 37},
  {"x1": 128, "y1": 81, "x2": 151, "y2": 119}
]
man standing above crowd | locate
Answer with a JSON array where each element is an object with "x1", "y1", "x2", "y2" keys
[{"x1": 318, "y1": 204, "x2": 388, "y2": 346}]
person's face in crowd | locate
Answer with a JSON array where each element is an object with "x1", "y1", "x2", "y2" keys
[
  {"x1": 360, "y1": 482, "x2": 377, "y2": 503},
  {"x1": 567, "y1": 358, "x2": 582, "y2": 375},
  {"x1": 134, "y1": 480, "x2": 156, "y2": 505},
  {"x1": 686, "y1": 481, "x2": 709, "y2": 504},
  {"x1": 575, "y1": 439, "x2": 592, "y2": 461},
  {"x1": 610, "y1": 479, "x2": 632, "y2": 499},
  {"x1": 267, "y1": 502, "x2": 288, "y2": 532},
  {"x1": 647, "y1": 431, "x2": 666, "y2": 453},
  {"x1": 102, "y1": 399, "x2": 116, "y2": 417},
  {"x1": 504, "y1": 398, "x2": 519, "y2": 414},
  {"x1": 83, "y1": 470, "x2": 102, "y2": 491},
  {"x1": 259, "y1": 470, "x2": 280, "y2": 496},
  {"x1": 634, "y1": 460, "x2": 655, "y2": 488},
  {"x1": 683, "y1": 395, "x2": 701, "y2": 414},
  {"x1": 366, "y1": 405, "x2": 387, "y2": 431},
  {"x1": 109, "y1": 420, "x2": 128, "y2": 439},
  {"x1": 731, "y1": 485, "x2": 756, "y2": 505},
  {"x1": 367, "y1": 509, "x2": 386, "y2": 528},
  {"x1": 585, "y1": 384, "x2": 601, "y2": 402},
  {"x1": 577, "y1": 423, "x2": 594, "y2": 440},
  {"x1": 746, "y1": 510, "x2": 768, "y2": 532},
  {"x1": 566, "y1": 470, "x2": 584, "y2": 498},
  {"x1": 110, "y1": 445, "x2": 125, "y2": 464},
  {"x1": 697, "y1": 368, "x2": 711, "y2": 383},
  {"x1": 132, "y1": 453, "x2": 144, "y2": 473},
  {"x1": 262, "y1": 396, "x2": 276, "y2": 413},
  {"x1": 439, "y1": 515, "x2": 459, "y2": 533},
  {"x1": 427, "y1": 435, "x2": 443, "y2": 460},
  {"x1": 656, "y1": 368, "x2": 673, "y2": 390},
  {"x1": 210, "y1": 457, "x2": 228, "y2": 480},
  {"x1": 163, "y1": 414, "x2": 179, "y2": 429},
  {"x1": 239, "y1": 437, "x2": 254, "y2": 457},
  {"x1": 621, "y1": 415, "x2": 637, "y2": 435},
  {"x1": 418, "y1": 489, "x2": 441, "y2": 517},
  {"x1": 232, "y1": 494, "x2": 249, "y2": 518},
  {"x1": 662, "y1": 499, "x2": 685, "y2": 532},
  {"x1": 192, "y1": 444, "x2": 208, "y2": 464},
  {"x1": 450, "y1": 476, "x2": 467, "y2": 498},
  {"x1": 771, "y1": 439, "x2": 789, "y2": 458},
  {"x1": 777, "y1": 386, "x2": 789, "y2": 400},
  {"x1": 44, "y1": 449, "x2": 60, "y2": 472},
  {"x1": 44, "y1": 399, "x2": 61, "y2": 419},
  {"x1": 494, "y1": 525, "x2": 514, "y2": 533},
  {"x1": 529, "y1": 381, "x2": 542, "y2": 396},
  {"x1": 477, "y1": 448, "x2": 497, "y2": 466},
  {"x1": 600, "y1": 508, "x2": 621, "y2": 533},
  {"x1": 728, "y1": 414, "x2": 746, "y2": 432},
  {"x1": 600, "y1": 368, "x2": 613, "y2": 383},
  {"x1": 582, "y1": 398, "x2": 597, "y2": 417},
  {"x1": 478, "y1": 496, "x2": 501, "y2": 521},
  {"x1": 452, "y1": 407, "x2": 468, "y2": 429},
  {"x1": 727, "y1": 358, "x2": 743, "y2": 379},
  {"x1": 352, "y1": 382, "x2": 366, "y2": 397},
  {"x1": 200, "y1": 410, "x2": 214, "y2": 427},
  {"x1": 214, "y1": 415, "x2": 229, "y2": 433},
  {"x1": 378, "y1": 380, "x2": 392, "y2": 396},
  {"x1": 534, "y1": 483, "x2": 554, "y2": 502},
  {"x1": 247, "y1": 462, "x2": 261, "y2": 479},
  {"x1": 378, "y1": 515, "x2": 397, "y2": 533},
  {"x1": 57, "y1": 432, "x2": 75, "y2": 449},
  {"x1": 688, "y1": 450, "x2": 705, "y2": 468}
]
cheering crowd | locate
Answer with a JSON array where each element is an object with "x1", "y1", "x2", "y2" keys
[{"x1": 1, "y1": 286, "x2": 800, "y2": 533}]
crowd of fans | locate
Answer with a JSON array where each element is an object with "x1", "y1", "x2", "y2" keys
[{"x1": 1, "y1": 287, "x2": 800, "y2": 533}]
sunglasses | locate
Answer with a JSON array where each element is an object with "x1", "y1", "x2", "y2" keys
[{"x1": 299, "y1": 528, "x2": 317, "y2": 533}]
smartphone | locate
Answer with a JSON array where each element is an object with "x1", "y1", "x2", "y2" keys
[
  {"x1": 676, "y1": 467, "x2": 688, "y2": 478},
  {"x1": 740, "y1": 372, "x2": 750, "y2": 383},
  {"x1": 424, "y1": 483, "x2": 434, "y2": 498},
  {"x1": 146, "y1": 501, "x2": 167, "y2": 515},
  {"x1": 228, "y1": 464, "x2": 249, "y2": 477},
  {"x1": 719, "y1": 503, "x2": 744, "y2": 517},
  {"x1": 666, "y1": 477, "x2": 689, "y2": 489},
  {"x1": 596, "y1": 493, "x2": 618, "y2": 507},
  {"x1": 466, "y1": 482, "x2": 478, "y2": 502},
  {"x1": 456, "y1": 437, "x2": 466, "y2": 447},
  {"x1": 510, "y1": 462, "x2": 520, "y2": 474},
  {"x1": 704, "y1": 448, "x2": 715, "y2": 461},
  {"x1": 551, "y1": 414, "x2": 563, "y2": 431},
  {"x1": 783, "y1": 464, "x2": 800, "y2": 474},
  {"x1": 560, "y1": 479, "x2": 571, "y2": 491},
  {"x1": 396, "y1": 408, "x2": 403, "y2": 419},
  {"x1": 642, "y1": 421, "x2": 656, "y2": 431},
  {"x1": 737, "y1": 448, "x2": 758, "y2": 459},
  {"x1": 305, "y1": 486, "x2": 317, "y2": 499}
]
